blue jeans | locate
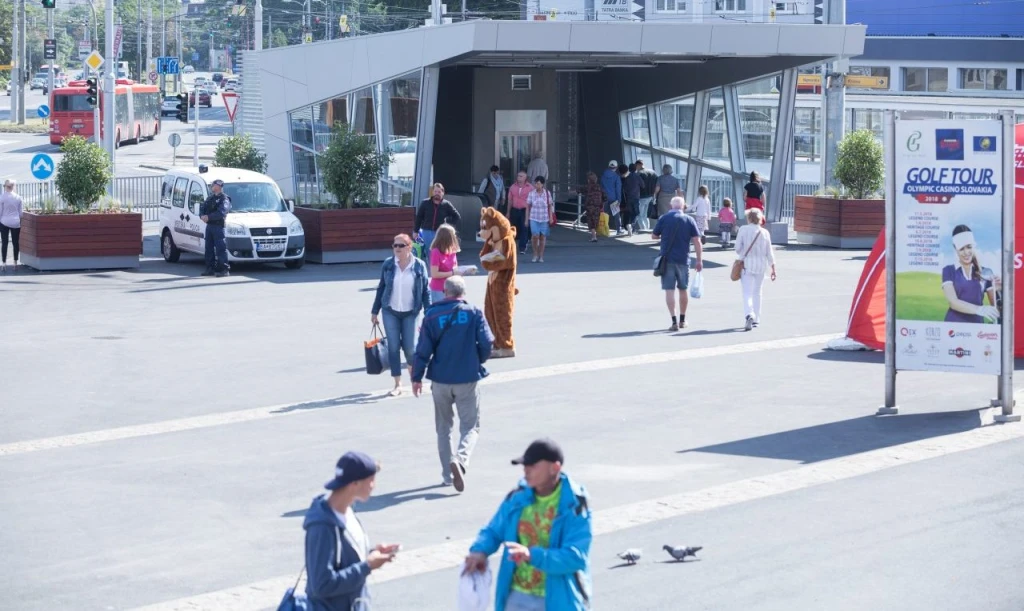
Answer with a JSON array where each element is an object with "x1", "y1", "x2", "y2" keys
[
  {"x1": 660, "y1": 262, "x2": 690, "y2": 291},
  {"x1": 509, "y1": 207, "x2": 529, "y2": 252},
  {"x1": 430, "y1": 289, "x2": 446, "y2": 304},
  {"x1": 204, "y1": 224, "x2": 228, "y2": 272},
  {"x1": 382, "y1": 309, "x2": 418, "y2": 378},
  {"x1": 419, "y1": 230, "x2": 436, "y2": 262},
  {"x1": 506, "y1": 590, "x2": 546, "y2": 611},
  {"x1": 637, "y1": 197, "x2": 653, "y2": 231}
]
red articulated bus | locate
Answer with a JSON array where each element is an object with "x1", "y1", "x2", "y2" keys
[{"x1": 49, "y1": 78, "x2": 162, "y2": 147}]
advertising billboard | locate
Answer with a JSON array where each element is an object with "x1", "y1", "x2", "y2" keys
[{"x1": 893, "y1": 119, "x2": 1005, "y2": 374}]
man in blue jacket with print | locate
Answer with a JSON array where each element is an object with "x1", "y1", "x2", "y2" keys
[
  {"x1": 464, "y1": 438, "x2": 592, "y2": 611},
  {"x1": 412, "y1": 275, "x2": 494, "y2": 493},
  {"x1": 600, "y1": 160, "x2": 623, "y2": 236}
]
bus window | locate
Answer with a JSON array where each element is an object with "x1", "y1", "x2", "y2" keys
[{"x1": 54, "y1": 94, "x2": 93, "y2": 112}]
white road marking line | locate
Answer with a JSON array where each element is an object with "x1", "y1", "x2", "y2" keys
[
  {"x1": 0, "y1": 334, "x2": 837, "y2": 458},
  {"x1": 132, "y1": 416, "x2": 1024, "y2": 611}
]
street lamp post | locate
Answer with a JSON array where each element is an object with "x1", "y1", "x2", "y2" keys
[{"x1": 104, "y1": 0, "x2": 116, "y2": 195}]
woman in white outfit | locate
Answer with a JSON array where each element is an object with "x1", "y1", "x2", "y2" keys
[
  {"x1": 733, "y1": 208, "x2": 776, "y2": 331},
  {"x1": 0, "y1": 179, "x2": 23, "y2": 271}
]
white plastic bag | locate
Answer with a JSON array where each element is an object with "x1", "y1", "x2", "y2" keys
[
  {"x1": 458, "y1": 566, "x2": 493, "y2": 611},
  {"x1": 689, "y1": 270, "x2": 704, "y2": 299}
]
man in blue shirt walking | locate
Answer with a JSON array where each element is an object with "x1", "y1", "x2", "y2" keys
[
  {"x1": 413, "y1": 276, "x2": 494, "y2": 492},
  {"x1": 652, "y1": 196, "x2": 703, "y2": 331}
]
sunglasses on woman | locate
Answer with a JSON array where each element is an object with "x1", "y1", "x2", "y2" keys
[{"x1": 393, "y1": 243, "x2": 409, "y2": 249}]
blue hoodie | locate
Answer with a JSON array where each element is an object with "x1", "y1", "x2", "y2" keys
[
  {"x1": 413, "y1": 298, "x2": 494, "y2": 384},
  {"x1": 302, "y1": 495, "x2": 372, "y2": 611},
  {"x1": 469, "y1": 472, "x2": 593, "y2": 611},
  {"x1": 600, "y1": 167, "x2": 622, "y2": 204}
]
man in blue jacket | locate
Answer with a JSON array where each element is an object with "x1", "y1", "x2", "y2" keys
[
  {"x1": 600, "y1": 160, "x2": 623, "y2": 236},
  {"x1": 412, "y1": 275, "x2": 494, "y2": 492},
  {"x1": 464, "y1": 438, "x2": 592, "y2": 611}
]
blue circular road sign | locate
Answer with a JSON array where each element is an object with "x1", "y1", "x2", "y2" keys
[
  {"x1": 37, "y1": 104, "x2": 50, "y2": 119},
  {"x1": 30, "y1": 153, "x2": 56, "y2": 180}
]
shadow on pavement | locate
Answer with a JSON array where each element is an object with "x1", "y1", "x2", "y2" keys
[
  {"x1": 806, "y1": 350, "x2": 885, "y2": 364},
  {"x1": 677, "y1": 409, "x2": 990, "y2": 464},
  {"x1": 271, "y1": 392, "x2": 389, "y2": 414},
  {"x1": 582, "y1": 329, "x2": 668, "y2": 339},
  {"x1": 279, "y1": 484, "x2": 453, "y2": 517},
  {"x1": 675, "y1": 328, "x2": 742, "y2": 337}
]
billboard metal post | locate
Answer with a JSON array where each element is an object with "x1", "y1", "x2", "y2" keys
[
  {"x1": 995, "y1": 109, "x2": 1019, "y2": 423},
  {"x1": 878, "y1": 109, "x2": 899, "y2": 416}
]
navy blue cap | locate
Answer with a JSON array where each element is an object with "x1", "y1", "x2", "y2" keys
[
  {"x1": 511, "y1": 438, "x2": 564, "y2": 466},
  {"x1": 212, "y1": 179, "x2": 225, "y2": 186},
  {"x1": 325, "y1": 451, "x2": 379, "y2": 490}
]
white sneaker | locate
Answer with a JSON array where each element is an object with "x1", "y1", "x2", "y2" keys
[
  {"x1": 744, "y1": 316, "x2": 754, "y2": 331},
  {"x1": 532, "y1": 256, "x2": 538, "y2": 263},
  {"x1": 539, "y1": 258, "x2": 544, "y2": 263}
]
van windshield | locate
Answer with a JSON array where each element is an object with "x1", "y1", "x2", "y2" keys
[{"x1": 221, "y1": 182, "x2": 288, "y2": 213}]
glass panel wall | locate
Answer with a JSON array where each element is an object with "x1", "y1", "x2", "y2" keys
[
  {"x1": 695, "y1": 167, "x2": 738, "y2": 215},
  {"x1": 736, "y1": 74, "x2": 781, "y2": 184},
  {"x1": 288, "y1": 71, "x2": 421, "y2": 207},
  {"x1": 704, "y1": 89, "x2": 729, "y2": 163},
  {"x1": 657, "y1": 96, "x2": 694, "y2": 156},
  {"x1": 794, "y1": 107, "x2": 821, "y2": 162},
  {"x1": 627, "y1": 108, "x2": 651, "y2": 145}
]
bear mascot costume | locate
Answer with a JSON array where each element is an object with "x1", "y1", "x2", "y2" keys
[{"x1": 478, "y1": 207, "x2": 518, "y2": 358}]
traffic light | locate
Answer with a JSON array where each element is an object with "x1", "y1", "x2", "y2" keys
[
  {"x1": 85, "y1": 78, "x2": 98, "y2": 107},
  {"x1": 41, "y1": 0, "x2": 55, "y2": 7},
  {"x1": 175, "y1": 93, "x2": 189, "y2": 123}
]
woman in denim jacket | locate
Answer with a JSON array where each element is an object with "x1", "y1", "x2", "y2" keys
[{"x1": 371, "y1": 233, "x2": 431, "y2": 395}]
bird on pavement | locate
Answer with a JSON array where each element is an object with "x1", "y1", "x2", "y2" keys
[
  {"x1": 617, "y1": 549, "x2": 642, "y2": 565},
  {"x1": 663, "y1": 545, "x2": 702, "y2": 561}
]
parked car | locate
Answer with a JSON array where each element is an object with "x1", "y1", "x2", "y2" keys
[
  {"x1": 161, "y1": 95, "x2": 180, "y2": 116},
  {"x1": 388, "y1": 137, "x2": 416, "y2": 180},
  {"x1": 189, "y1": 89, "x2": 213, "y2": 108}
]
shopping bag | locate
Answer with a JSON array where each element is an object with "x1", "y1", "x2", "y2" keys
[
  {"x1": 364, "y1": 324, "x2": 391, "y2": 375},
  {"x1": 689, "y1": 271, "x2": 704, "y2": 299},
  {"x1": 609, "y1": 201, "x2": 621, "y2": 217},
  {"x1": 276, "y1": 569, "x2": 308, "y2": 611},
  {"x1": 457, "y1": 566, "x2": 493, "y2": 611},
  {"x1": 597, "y1": 212, "x2": 610, "y2": 237}
]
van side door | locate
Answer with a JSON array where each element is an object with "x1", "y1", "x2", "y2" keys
[
  {"x1": 170, "y1": 177, "x2": 200, "y2": 251},
  {"x1": 188, "y1": 180, "x2": 209, "y2": 253}
]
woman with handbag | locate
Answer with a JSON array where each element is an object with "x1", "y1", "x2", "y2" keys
[
  {"x1": 300, "y1": 451, "x2": 400, "y2": 611},
  {"x1": 732, "y1": 208, "x2": 777, "y2": 331},
  {"x1": 371, "y1": 233, "x2": 431, "y2": 396}
]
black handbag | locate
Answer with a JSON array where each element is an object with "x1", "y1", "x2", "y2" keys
[
  {"x1": 653, "y1": 224, "x2": 678, "y2": 277},
  {"x1": 364, "y1": 323, "x2": 391, "y2": 375}
]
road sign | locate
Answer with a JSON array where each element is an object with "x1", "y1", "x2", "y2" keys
[
  {"x1": 113, "y1": 25, "x2": 123, "y2": 60},
  {"x1": 797, "y1": 74, "x2": 822, "y2": 87},
  {"x1": 222, "y1": 92, "x2": 239, "y2": 122},
  {"x1": 85, "y1": 50, "x2": 104, "y2": 71},
  {"x1": 192, "y1": 52, "x2": 199, "y2": 62},
  {"x1": 845, "y1": 74, "x2": 889, "y2": 89},
  {"x1": 156, "y1": 57, "x2": 180, "y2": 75},
  {"x1": 37, "y1": 104, "x2": 50, "y2": 119},
  {"x1": 149, "y1": 71, "x2": 158, "y2": 84},
  {"x1": 78, "y1": 41, "x2": 91, "y2": 60},
  {"x1": 44, "y1": 39, "x2": 57, "y2": 60},
  {"x1": 30, "y1": 154, "x2": 55, "y2": 180},
  {"x1": 0, "y1": 64, "x2": 11, "y2": 70},
  {"x1": 168, "y1": 133, "x2": 181, "y2": 148},
  {"x1": 303, "y1": 32, "x2": 313, "y2": 44}
]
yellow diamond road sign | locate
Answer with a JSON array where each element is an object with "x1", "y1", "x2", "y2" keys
[{"x1": 85, "y1": 50, "x2": 104, "y2": 71}]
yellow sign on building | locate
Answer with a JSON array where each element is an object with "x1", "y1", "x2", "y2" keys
[
  {"x1": 797, "y1": 74, "x2": 822, "y2": 87},
  {"x1": 845, "y1": 74, "x2": 889, "y2": 89}
]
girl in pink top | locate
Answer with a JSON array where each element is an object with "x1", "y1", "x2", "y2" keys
[
  {"x1": 718, "y1": 198, "x2": 736, "y2": 248},
  {"x1": 429, "y1": 224, "x2": 474, "y2": 302}
]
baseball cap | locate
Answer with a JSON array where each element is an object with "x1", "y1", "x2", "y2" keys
[
  {"x1": 511, "y1": 438, "x2": 564, "y2": 466},
  {"x1": 212, "y1": 179, "x2": 225, "y2": 186},
  {"x1": 608, "y1": 160, "x2": 618, "y2": 168},
  {"x1": 324, "y1": 451, "x2": 379, "y2": 490}
]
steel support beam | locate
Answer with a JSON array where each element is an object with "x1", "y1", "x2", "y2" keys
[
  {"x1": 374, "y1": 81, "x2": 394, "y2": 202},
  {"x1": 767, "y1": 68, "x2": 798, "y2": 224},
  {"x1": 412, "y1": 64, "x2": 440, "y2": 205},
  {"x1": 646, "y1": 102, "x2": 662, "y2": 172},
  {"x1": 722, "y1": 83, "x2": 747, "y2": 209},
  {"x1": 684, "y1": 90, "x2": 710, "y2": 205}
]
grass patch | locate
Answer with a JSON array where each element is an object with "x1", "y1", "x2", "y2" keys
[
  {"x1": 895, "y1": 271, "x2": 948, "y2": 321},
  {"x1": 0, "y1": 121, "x2": 49, "y2": 134}
]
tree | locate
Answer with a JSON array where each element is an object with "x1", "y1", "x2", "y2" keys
[
  {"x1": 55, "y1": 135, "x2": 113, "y2": 213},
  {"x1": 833, "y1": 129, "x2": 885, "y2": 199},
  {"x1": 214, "y1": 134, "x2": 268, "y2": 173},
  {"x1": 319, "y1": 123, "x2": 392, "y2": 208}
]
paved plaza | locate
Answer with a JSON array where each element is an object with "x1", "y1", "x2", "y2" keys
[{"x1": 2, "y1": 229, "x2": 1023, "y2": 610}]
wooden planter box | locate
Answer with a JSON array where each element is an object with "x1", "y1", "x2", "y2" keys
[
  {"x1": 793, "y1": 195, "x2": 884, "y2": 249},
  {"x1": 20, "y1": 212, "x2": 143, "y2": 271},
  {"x1": 294, "y1": 206, "x2": 415, "y2": 263}
]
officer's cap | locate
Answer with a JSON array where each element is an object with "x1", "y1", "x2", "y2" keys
[{"x1": 212, "y1": 179, "x2": 225, "y2": 186}]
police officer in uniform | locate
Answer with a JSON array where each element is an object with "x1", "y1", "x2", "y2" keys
[{"x1": 201, "y1": 179, "x2": 231, "y2": 277}]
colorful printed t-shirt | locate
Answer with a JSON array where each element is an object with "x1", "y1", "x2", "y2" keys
[
  {"x1": 430, "y1": 249, "x2": 457, "y2": 292},
  {"x1": 512, "y1": 483, "x2": 562, "y2": 596}
]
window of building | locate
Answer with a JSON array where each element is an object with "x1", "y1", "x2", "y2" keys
[
  {"x1": 959, "y1": 68, "x2": 1007, "y2": 91},
  {"x1": 714, "y1": 0, "x2": 746, "y2": 11},
  {"x1": 774, "y1": 2, "x2": 797, "y2": 12},
  {"x1": 902, "y1": 67, "x2": 948, "y2": 93},
  {"x1": 794, "y1": 108, "x2": 820, "y2": 162},
  {"x1": 1017, "y1": 69, "x2": 1023, "y2": 91},
  {"x1": 656, "y1": 0, "x2": 687, "y2": 12}
]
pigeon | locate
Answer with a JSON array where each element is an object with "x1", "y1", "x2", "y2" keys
[
  {"x1": 663, "y1": 545, "x2": 702, "y2": 561},
  {"x1": 616, "y1": 549, "x2": 642, "y2": 565}
]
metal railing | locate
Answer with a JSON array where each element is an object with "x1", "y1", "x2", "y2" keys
[{"x1": 17, "y1": 176, "x2": 164, "y2": 221}]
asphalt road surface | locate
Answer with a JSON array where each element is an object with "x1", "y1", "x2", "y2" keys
[
  {"x1": 0, "y1": 73, "x2": 232, "y2": 182},
  {"x1": 3, "y1": 233, "x2": 1023, "y2": 610}
]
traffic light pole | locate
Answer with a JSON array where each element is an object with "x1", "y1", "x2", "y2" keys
[
  {"x1": 193, "y1": 81, "x2": 199, "y2": 166},
  {"x1": 104, "y1": 0, "x2": 116, "y2": 195}
]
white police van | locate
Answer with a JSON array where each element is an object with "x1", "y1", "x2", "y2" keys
[{"x1": 158, "y1": 166, "x2": 305, "y2": 269}]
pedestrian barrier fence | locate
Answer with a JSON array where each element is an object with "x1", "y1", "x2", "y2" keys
[{"x1": 17, "y1": 175, "x2": 165, "y2": 222}]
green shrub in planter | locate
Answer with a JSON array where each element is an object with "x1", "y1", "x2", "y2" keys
[
  {"x1": 214, "y1": 133, "x2": 268, "y2": 173},
  {"x1": 833, "y1": 129, "x2": 885, "y2": 199},
  {"x1": 55, "y1": 135, "x2": 113, "y2": 213},
  {"x1": 319, "y1": 123, "x2": 392, "y2": 209}
]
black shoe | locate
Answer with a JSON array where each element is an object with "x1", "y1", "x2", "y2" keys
[
  {"x1": 200, "y1": 269, "x2": 215, "y2": 276},
  {"x1": 215, "y1": 270, "x2": 230, "y2": 278},
  {"x1": 450, "y1": 460, "x2": 466, "y2": 492}
]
